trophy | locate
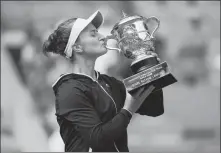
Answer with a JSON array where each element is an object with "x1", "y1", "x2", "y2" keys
[{"x1": 105, "y1": 11, "x2": 177, "y2": 93}]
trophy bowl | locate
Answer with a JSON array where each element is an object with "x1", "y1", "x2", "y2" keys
[{"x1": 105, "y1": 11, "x2": 177, "y2": 93}]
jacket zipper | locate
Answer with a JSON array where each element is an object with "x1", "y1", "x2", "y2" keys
[
  {"x1": 74, "y1": 71, "x2": 118, "y2": 114},
  {"x1": 96, "y1": 81, "x2": 119, "y2": 152},
  {"x1": 66, "y1": 72, "x2": 119, "y2": 152},
  {"x1": 114, "y1": 142, "x2": 120, "y2": 152},
  {"x1": 96, "y1": 81, "x2": 120, "y2": 152},
  {"x1": 96, "y1": 81, "x2": 118, "y2": 113}
]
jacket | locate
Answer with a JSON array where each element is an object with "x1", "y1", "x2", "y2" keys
[{"x1": 52, "y1": 71, "x2": 164, "y2": 152}]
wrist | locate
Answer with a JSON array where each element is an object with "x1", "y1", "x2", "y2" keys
[{"x1": 122, "y1": 107, "x2": 134, "y2": 115}]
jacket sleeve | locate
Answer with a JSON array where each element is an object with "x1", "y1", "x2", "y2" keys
[{"x1": 56, "y1": 82, "x2": 132, "y2": 150}]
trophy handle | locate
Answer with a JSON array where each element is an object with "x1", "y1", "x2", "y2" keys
[
  {"x1": 144, "y1": 16, "x2": 160, "y2": 39},
  {"x1": 105, "y1": 35, "x2": 121, "y2": 52}
]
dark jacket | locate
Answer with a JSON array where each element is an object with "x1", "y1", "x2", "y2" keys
[{"x1": 52, "y1": 71, "x2": 164, "y2": 152}]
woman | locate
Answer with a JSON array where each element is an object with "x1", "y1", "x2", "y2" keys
[{"x1": 43, "y1": 10, "x2": 164, "y2": 152}]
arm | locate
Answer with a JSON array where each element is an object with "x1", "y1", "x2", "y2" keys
[{"x1": 113, "y1": 77, "x2": 164, "y2": 117}]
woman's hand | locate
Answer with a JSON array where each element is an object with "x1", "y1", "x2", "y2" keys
[
  {"x1": 146, "y1": 51, "x2": 161, "y2": 62},
  {"x1": 123, "y1": 85, "x2": 155, "y2": 114}
]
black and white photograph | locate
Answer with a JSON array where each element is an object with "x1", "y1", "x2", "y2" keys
[{"x1": 1, "y1": 1, "x2": 220, "y2": 152}]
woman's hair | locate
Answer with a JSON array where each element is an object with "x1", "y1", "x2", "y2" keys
[{"x1": 42, "y1": 18, "x2": 77, "y2": 57}]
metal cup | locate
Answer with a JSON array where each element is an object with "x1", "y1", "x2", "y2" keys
[{"x1": 105, "y1": 11, "x2": 177, "y2": 92}]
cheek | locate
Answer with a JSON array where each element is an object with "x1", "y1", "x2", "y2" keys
[{"x1": 83, "y1": 39, "x2": 101, "y2": 51}]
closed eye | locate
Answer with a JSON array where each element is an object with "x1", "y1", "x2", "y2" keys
[{"x1": 91, "y1": 29, "x2": 98, "y2": 35}]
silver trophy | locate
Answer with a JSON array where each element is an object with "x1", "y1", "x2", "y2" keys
[{"x1": 105, "y1": 11, "x2": 177, "y2": 92}]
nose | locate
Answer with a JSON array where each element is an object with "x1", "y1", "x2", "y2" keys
[{"x1": 98, "y1": 33, "x2": 105, "y2": 42}]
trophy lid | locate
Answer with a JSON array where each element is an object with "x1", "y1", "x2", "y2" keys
[{"x1": 111, "y1": 11, "x2": 143, "y2": 33}]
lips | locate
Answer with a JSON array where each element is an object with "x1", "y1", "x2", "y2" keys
[{"x1": 101, "y1": 41, "x2": 106, "y2": 47}]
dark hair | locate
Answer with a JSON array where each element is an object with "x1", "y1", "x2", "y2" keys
[{"x1": 42, "y1": 18, "x2": 77, "y2": 57}]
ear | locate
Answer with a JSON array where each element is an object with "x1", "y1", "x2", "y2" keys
[{"x1": 72, "y1": 44, "x2": 83, "y2": 53}]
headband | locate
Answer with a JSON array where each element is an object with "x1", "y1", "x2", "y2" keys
[{"x1": 63, "y1": 10, "x2": 103, "y2": 58}]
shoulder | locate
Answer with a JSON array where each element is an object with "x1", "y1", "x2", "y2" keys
[
  {"x1": 52, "y1": 73, "x2": 88, "y2": 96},
  {"x1": 53, "y1": 74, "x2": 92, "y2": 116}
]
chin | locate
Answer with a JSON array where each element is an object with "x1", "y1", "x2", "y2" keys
[
  {"x1": 99, "y1": 47, "x2": 107, "y2": 55},
  {"x1": 103, "y1": 48, "x2": 108, "y2": 53},
  {"x1": 92, "y1": 50, "x2": 106, "y2": 59}
]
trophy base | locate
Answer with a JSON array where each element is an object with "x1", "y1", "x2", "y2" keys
[
  {"x1": 123, "y1": 62, "x2": 177, "y2": 92},
  {"x1": 131, "y1": 56, "x2": 159, "y2": 73}
]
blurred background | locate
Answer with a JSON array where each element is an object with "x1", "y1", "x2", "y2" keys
[{"x1": 1, "y1": 1, "x2": 220, "y2": 153}]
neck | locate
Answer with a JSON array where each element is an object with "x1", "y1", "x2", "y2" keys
[{"x1": 67, "y1": 57, "x2": 97, "y2": 80}]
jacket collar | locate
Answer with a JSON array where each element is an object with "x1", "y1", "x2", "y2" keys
[{"x1": 52, "y1": 70, "x2": 100, "y2": 90}]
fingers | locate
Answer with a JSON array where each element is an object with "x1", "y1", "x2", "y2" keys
[
  {"x1": 151, "y1": 52, "x2": 158, "y2": 58},
  {"x1": 151, "y1": 52, "x2": 158, "y2": 56},
  {"x1": 146, "y1": 51, "x2": 161, "y2": 62},
  {"x1": 135, "y1": 86, "x2": 145, "y2": 96},
  {"x1": 139, "y1": 85, "x2": 155, "y2": 102},
  {"x1": 130, "y1": 86, "x2": 145, "y2": 99}
]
